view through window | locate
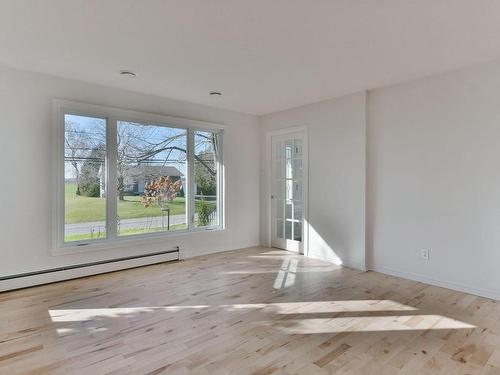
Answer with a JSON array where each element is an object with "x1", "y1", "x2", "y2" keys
[
  {"x1": 194, "y1": 130, "x2": 220, "y2": 227},
  {"x1": 62, "y1": 108, "x2": 222, "y2": 246},
  {"x1": 117, "y1": 122, "x2": 187, "y2": 236},
  {"x1": 64, "y1": 114, "x2": 107, "y2": 242}
]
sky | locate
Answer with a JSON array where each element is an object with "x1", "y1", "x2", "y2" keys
[{"x1": 64, "y1": 114, "x2": 213, "y2": 181}]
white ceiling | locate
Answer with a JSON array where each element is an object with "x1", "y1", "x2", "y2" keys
[{"x1": 2, "y1": 1, "x2": 500, "y2": 115}]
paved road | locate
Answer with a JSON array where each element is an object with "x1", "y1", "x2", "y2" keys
[{"x1": 65, "y1": 214, "x2": 188, "y2": 235}]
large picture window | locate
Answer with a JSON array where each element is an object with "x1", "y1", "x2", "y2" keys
[{"x1": 58, "y1": 101, "x2": 223, "y2": 250}]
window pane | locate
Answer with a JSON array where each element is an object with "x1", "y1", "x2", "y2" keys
[
  {"x1": 194, "y1": 130, "x2": 219, "y2": 227},
  {"x1": 64, "y1": 114, "x2": 107, "y2": 242},
  {"x1": 285, "y1": 221, "x2": 292, "y2": 240},
  {"x1": 293, "y1": 139, "x2": 303, "y2": 158},
  {"x1": 286, "y1": 180, "x2": 293, "y2": 200},
  {"x1": 117, "y1": 122, "x2": 187, "y2": 236},
  {"x1": 294, "y1": 221, "x2": 302, "y2": 241},
  {"x1": 293, "y1": 180, "x2": 303, "y2": 200},
  {"x1": 285, "y1": 159, "x2": 293, "y2": 179},
  {"x1": 285, "y1": 201, "x2": 293, "y2": 220},
  {"x1": 285, "y1": 140, "x2": 293, "y2": 159},
  {"x1": 293, "y1": 202, "x2": 303, "y2": 221},
  {"x1": 293, "y1": 159, "x2": 303, "y2": 179}
]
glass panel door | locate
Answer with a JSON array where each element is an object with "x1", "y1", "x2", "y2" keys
[{"x1": 271, "y1": 132, "x2": 305, "y2": 253}]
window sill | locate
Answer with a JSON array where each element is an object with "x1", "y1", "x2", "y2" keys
[{"x1": 51, "y1": 226, "x2": 225, "y2": 256}]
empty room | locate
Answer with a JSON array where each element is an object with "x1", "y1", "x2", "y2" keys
[{"x1": 2, "y1": 1, "x2": 500, "y2": 374}]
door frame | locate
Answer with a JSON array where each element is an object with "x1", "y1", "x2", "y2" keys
[{"x1": 267, "y1": 126, "x2": 309, "y2": 255}]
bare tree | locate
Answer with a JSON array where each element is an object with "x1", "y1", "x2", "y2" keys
[
  {"x1": 117, "y1": 123, "x2": 218, "y2": 200},
  {"x1": 64, "y1": 119, "x2": 106, "y2": 196},
  {"x1": 65, "y1": 120, "x2": 218, "y2": 200}
]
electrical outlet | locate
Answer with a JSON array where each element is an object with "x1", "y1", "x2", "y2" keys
[{"x1": 421, "y1": 249, "x2": 430, "y2": 260}]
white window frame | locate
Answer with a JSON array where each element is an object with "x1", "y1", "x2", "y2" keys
[{"x1": 52, "y1": 99, "x2": 225, "y2": 254}]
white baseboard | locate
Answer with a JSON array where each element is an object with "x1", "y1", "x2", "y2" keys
[
  {"x1": 370, "y1": 264, "x2": 500, "y2": 301},
  {"x1": 0, "y1": 251, "x2": 179, "y2": 292}
]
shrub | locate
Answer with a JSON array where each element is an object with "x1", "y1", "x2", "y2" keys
[
  {"x1": 79, "y1": 180, "x2": 101, "y2": 197},
  {"x1": 198, "y1": 195, "x2": 210, "y2": 226}
]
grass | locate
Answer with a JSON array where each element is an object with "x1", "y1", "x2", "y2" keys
[
  {"x1": 65, "y1": 183, "x2": 193, "y2": 224},
  {"x1": 64, "y1": 223, "x2": 187, "y2": 242}
]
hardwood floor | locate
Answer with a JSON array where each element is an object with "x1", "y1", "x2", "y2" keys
[{"x1": 1, "y1": 247, "x2": 500, "y2": 374}]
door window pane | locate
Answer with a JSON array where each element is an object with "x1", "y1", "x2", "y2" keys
[
  {"x1": 117, "y1": 122, "x2": 187, "y2": 236},
  {"x1": 285, "y1": 201, "x2": 293, "y2": 220},
  {"x1": 294, "y1": 222, "x2": 302, "y2": 241},
  {"x1": 285, "y1": 140, "x2": 293, "y2": 159},
  {"x1": 285, "y1": 221, "x2": 292, "y2": 240},
  {"x1": 294, "y1": 202, "x2": 303, "y2": 221},
  {"x1": 194, "y1": 130, "x2": 219, "y2": 227},
  {"x1": 285, "y1": 159, "x2": 293, "y2": 179},
  {"x1": 293, "y1": 159, "x2": 303, "y2": 179},
  {"x1": 286, "y1": 180, "x2": 293, "y2": 200},
  {"x1": 64, "y1": 114, "x2": 106, "y2": 242},
  {"x1": 293, "y1": 139, "x2": 303, "y2": 158},
  {"x1": 293, "y1": 180, "x2": 303, "y2": 200}
]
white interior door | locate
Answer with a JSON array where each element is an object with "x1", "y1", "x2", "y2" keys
[{"x1": 271, "y1": 131, "x2": 306, "y2": 253}]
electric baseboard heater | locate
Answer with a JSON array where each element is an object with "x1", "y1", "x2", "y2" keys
[{"x1": 0, "y1": 247, "x2": 180, "y2": 292}]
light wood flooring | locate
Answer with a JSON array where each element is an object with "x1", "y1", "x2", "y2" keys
[{"x1": 2, "y1": 247, "x2": 500, "y2": 374}]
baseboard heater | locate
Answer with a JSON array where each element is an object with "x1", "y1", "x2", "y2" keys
[{"x1": 0, "y1": 248, "x2": 179, "y2": 292}]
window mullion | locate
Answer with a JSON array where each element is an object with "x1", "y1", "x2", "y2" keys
[
  {"x1": 187, "y1": 128, "x2": 195, "y2": 230},
  {"x1": 217, "y1": 132, "x2": 224, "y2": 229},
  {"x1": 106, "y1": 118, "x2": 118, "y2": 239},
  {"x1": 57, "y1": 108, "x2": 65, "y2": 247}
]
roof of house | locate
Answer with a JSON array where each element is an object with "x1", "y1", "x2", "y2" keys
[{"x1": 125, "y1": 165, "x2": 183, "y2": 178}]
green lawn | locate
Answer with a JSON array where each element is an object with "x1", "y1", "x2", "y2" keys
[
  {"x1": 65, "y1": 183, "x2": 214, "y2": 224},
  {"x1": 64, "y1": 224, "x2": 187, "y2": 242},
  {"x1": 65, "y1": 183, "x2": 186, "y2": 224}
]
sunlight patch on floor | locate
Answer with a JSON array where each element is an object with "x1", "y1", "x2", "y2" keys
[
  {"x1": 49, "y1": 299, "x2": 419, "y2": 323},
  {"x1": 262, "y1": 315, "x2": 475, "y2": 334},
  {"x1": 50, "y1": 305, "x2": 474, "y2": 336},
  {"x1": 49, "y1": 306, "x2": 207, "y2": 322},
  {"x1": 269, "y1": 299, "x2": 418, "y2": 313},
  {"x1": 273, "y1": 258, "x2": 298, "y2": 289},
  {"x1": 260, "y1": 250, "x2": 290, "y2": 254}
]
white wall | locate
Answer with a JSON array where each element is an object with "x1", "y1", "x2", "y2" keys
[
  {"x1": 260, "y1": 59, "x2": 500, "y2": 300},
  {"x1": 0, "y1": 65, "x2": 260, "y2": 279},
  {"x1": 5, "y1": 57, "x2": 500, "y2": 301},
  {"x1": 260, "y1": 93, "x2": 366, "y2": 270},
  {"x1": 367, "y1": 61, "x2": 500, "y2": 300}
]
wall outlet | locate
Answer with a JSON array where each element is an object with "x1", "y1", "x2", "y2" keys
[{"x1": 421, "y1": 249, "x2": 430, "y2": 260}]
